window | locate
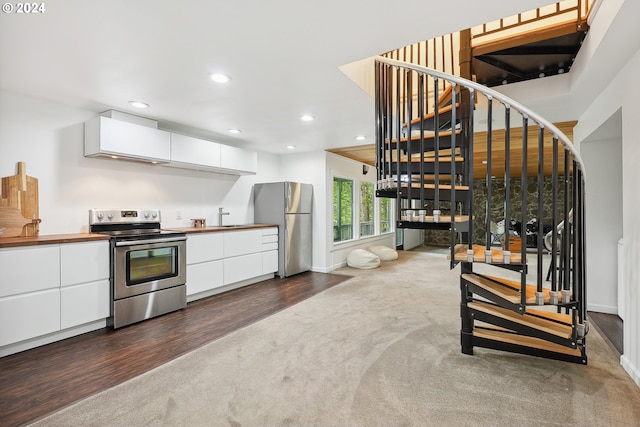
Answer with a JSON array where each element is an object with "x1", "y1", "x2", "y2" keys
[
  {"x1": 379, "y1": 197, "x2": 391, "y2": 233},
  {"x1": 333, "y1": 176, "x2": 394, "y2": 244},
  {"x1": 333, "y1": 177, "x2": 353, "y2": 242},
  {"x1": 359, "y1": 182, "x2": 374, "y2": 237}
]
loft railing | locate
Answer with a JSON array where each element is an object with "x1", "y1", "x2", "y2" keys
[
  {"x1": 374, "y1": 55, "x2": 587, "y2": 327},
  {"x1": 472, "y1": 0, "x2": 593, "y2": 44}
]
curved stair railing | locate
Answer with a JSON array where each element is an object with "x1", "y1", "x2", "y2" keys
[{"x1": 375, "y1": 56, "x2": 588, "y2": 364}]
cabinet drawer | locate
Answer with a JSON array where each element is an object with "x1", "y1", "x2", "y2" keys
[
  {"x1": 0, "y1": 246, "x2": 60, "y2": 297},
  {"x1": 187, "y1": 233, "x2": 224, "y2": 264},
  {"x1": 60, "y1": 280, "x2": 110, "y2": 329},
  {"x1": 262, "y1": 234, "x2": 278, "y2": 244},
  {"x1": 60, "y1": 241, "x2": 109, "y2": 287},
  {"x1": 224, "y1": 253, "x2": 263, "y2": 285},
  {"x1": 262, "y1": 250, "x2": 278, "y2": 274},
  {"x1": 262, "y1": 242, "x2": 278, "y2": 251},
  {"x1": 223, "y1": 229, "x2": 262, "y2": 258},
  {"x1": 0, "y1": 289, "x2": 61, "y2": 346},
  {"x1": 186, "y1": 260, "x2": 224, "y2": 295}
]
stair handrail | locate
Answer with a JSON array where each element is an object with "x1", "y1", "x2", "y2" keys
[{"x1": 374, "y1": 55, "x2": 587, "y2": 183}]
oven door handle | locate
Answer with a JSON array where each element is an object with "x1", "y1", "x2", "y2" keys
[{"x1": 115, "y1": 236, "x2": 187, "y2": 247}]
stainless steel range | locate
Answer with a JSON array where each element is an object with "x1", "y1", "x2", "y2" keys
[{"x1": 89, "y1": 209, "x2": 187, "y2": 329}]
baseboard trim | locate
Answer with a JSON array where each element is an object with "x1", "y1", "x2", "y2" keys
[
  {"x1": 586, "y1": 303, "x2": 618, "y2": 315},
  {"x1": 621, "y1": 355, "x2": 640, "y2": 388}
]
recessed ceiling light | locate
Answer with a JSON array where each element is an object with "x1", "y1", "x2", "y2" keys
[
  {"x1": 355, "y1": 135, "x2": 366, "y2": 141},
  {"x1": 286, "y1": 145, "x2": 296, "y2": 149},
  {"x1": 210, "y1": 73, "x2": 231, "y2": 84},
  {"x1": 128, "y1": 101, "x2": 149, "y2": 109},
  {"x1": 228, "y1": 128, "x2": 242, "y2": 134},
  {"x1": 299, "y1": 114, "x2": 314, "y2": 122}
]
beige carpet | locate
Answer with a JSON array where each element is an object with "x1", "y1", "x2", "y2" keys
[{"x1": 29, "y1": 251, "x2": 640, "y2": 427}]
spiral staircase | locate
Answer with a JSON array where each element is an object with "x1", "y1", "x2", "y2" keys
[{"x1": 373, "y1": 54, "x2": 588, "y2": 364}]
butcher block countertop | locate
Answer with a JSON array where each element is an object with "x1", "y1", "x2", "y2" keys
[
  {"x1": 0, "y1": 224, "x2": 278, "y2": 248},
  {"x1": 167, "y1": 223, "x2": 278, "y2": 233},
  {"x1": 0, "y1": 233, "x2": 110, "y2": 248}
]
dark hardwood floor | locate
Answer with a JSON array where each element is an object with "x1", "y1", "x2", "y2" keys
[
  {"x1": 0, "y1": 272, "x2": 352, "y2": 427},
  {"x1": 588, "y1": 311, "x2": 624, "y2": 358}
]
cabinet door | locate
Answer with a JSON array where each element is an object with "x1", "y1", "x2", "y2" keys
[
  {"x1": 0, "y1": 245, "x2": 60, "y2": 297},
  {"x1": 60, "y1": 241, "x2": 109, "y2": 287},
  {"x1": 224, "y1": 253, "x2": 263, "y2": 285},
  {"x1": 186, "y1": 260, "x2": 224, "y2": 295},
  {"x1": 186, "y1": 233, "x2": 224, "y2": 265},
  {"x1": 170, "y1": 133, "x2": 221, "y2": 169},
  {"x1": 219, "y1": 145, "x2": 257, "y2": 175},
  {"x1": 85, "y1": 116, "x2": 171, "y2": 162},
  {"x1": 223, "y1": 229, "x2": 263, "y2": 258},
  {"x1": 60, "y1": 280, "x2": 110, "y2": 329},
  {"x1": 262, "y1": 250, "x2": 278, "y2": 274},
  {"x1": 0, "y1": 289, "x2": 60, "y2": 346}
]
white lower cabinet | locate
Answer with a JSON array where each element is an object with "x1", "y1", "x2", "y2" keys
[
  {"x1": 0, "y1": 289, "x2": 61, "y2": 347},
  {"x1": 60, "y1": 280, "x2": 110, "y2": 330},
  {"x1": 60, "y1": 241, "x2": 110, "y2": 329},
  {"x1": 187, "y1": 260, "x2": 224, "y2": 296},
  {"x1": 262, "y1": 250, "x2": 278, "y2": 274},
  {"x1": 0, "y1": 240, "x2": 110, "y2": 353},
  {"x1": 224, "y1": 253, "x2": 263, "y2": 285},
  {"x1": 186, "y1": 227, "x2": 278, "y2": 299}
]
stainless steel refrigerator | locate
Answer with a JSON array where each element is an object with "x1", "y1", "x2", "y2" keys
[{"x1": 254, "y1": 182, "x2": 312, "y2": 278}]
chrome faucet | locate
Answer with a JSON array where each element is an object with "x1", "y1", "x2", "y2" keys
[{"x1": 218, "y1": 207, "x2": 230, "y2": 226}]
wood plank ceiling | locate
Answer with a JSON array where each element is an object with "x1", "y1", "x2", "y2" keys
[{"x1": 327, "y1": 120, "x2": 577, "y2": 179}]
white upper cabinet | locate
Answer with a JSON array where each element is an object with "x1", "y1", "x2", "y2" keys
[
  {"x1": 219, "y1": 145, "x2": 258, "y2": 175},
  {"x1": 84, "y1": 116, "x2": 171, "y2": 163},
  {"x1": 169, "y1": 133, "x2": 221, "y2": 171},
  {"x1": 84, "y1": 113, "x2": 257, "y2": 175}
]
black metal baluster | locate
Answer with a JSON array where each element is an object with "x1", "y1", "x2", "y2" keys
[
  {"x1": 485, "y1": 97, "x2": 493, "y2": 260},
  {"x1": 551, "y1": 137, "x2": 559, "y2": 299},
  {"x1": 536, "y1": 125, "x2": 544, "y2": 304},
  {"x1": 434, "y1": 78, "x2": 441, "y2": 218},
  {"x1": 418, "y1": 73, "x2": 425, "y2": 209},
  {"x1": 520, "y1": 116, "x2": 528, "y2": 307},
  {"x1": 504, "y1": 107, "x2": 511, "y2": 257},
  {"x1": 467, "y1": 88, "x2": 475, "y2": 256},
  {"x1": 450, "y1": 83, "x2": 457, "y2": 267}
]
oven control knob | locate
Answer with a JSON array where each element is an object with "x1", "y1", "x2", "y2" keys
[
  {"x1": 107, "y1": 212, "x2": 114, "y2": 220},
  {"x1": 143, "y1": 212, "x2": 150, "y2": 219},
  {"x1": 152, "y1": 212, "x2": 158, "y2": 219},
  {"x1": 97, "y1": 212, "x2": 104, "y2": 221}
]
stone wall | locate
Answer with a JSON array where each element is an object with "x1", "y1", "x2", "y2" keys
[{"x1": 424, "y1": 176, "x2": 566, "y2": 246}]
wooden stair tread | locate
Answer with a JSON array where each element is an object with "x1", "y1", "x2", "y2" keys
[
  {"x1": 461, "y1": 273, "x2": 527, "y2": 304},
  {"x1": 387, "y1": 129, "x2": 461, "y2": 144},
  {"x1": 405, "y1": 103, "x2": 460, "y2": 128},
  {"x1": 453, "y1": 244, "x2": 523, "y2": 264},
  {"x1": 469, "y1": 301, "x2": 573, "y2": 338},
  {"x1": 400, "y1": 215, "x2": 469, "y2": 223},
  {"x1": 483, "y1": 274, "x2": 550, "y2": 304},
  {"x1": 385, "y1": 155, "x2": 464, "y2": 162},
  {"x1": 473, "y1": 327, "x2": 582, "y2": 357},
  {"x1": 400, "y1": 182, "x2": 470, "y2": 191}
]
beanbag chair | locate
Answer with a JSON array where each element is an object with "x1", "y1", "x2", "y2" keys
[
  {"x1": 346, "y1": 249, "x2": 381, "y2": 269},
  {"x1": 368, "y1": 245, "x2": 399, "y2": 261}
]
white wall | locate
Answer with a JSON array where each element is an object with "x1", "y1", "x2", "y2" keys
[
  {"x1": 620, "y1": 48, "x2": 640, "y2": 388},
  {"x1": 0, "y1": 90, "x2": 282, "y2": 234},
  {"x1": 576, "y1": 45, "x2": 640, "y2": 387},
  {"x1": 326, "y1": 153, "x2": 395, "y2": 271},
  {"x1": 277, "y1": 151, "x2": 328, "y2": 273},
  {"x1": 580, "y1": 131, "x2": 623, "y2": 314}
]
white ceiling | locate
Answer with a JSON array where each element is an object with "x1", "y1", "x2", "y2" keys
[{"x1": 0, "y1": 0, "x2": 570, "y2": 155}]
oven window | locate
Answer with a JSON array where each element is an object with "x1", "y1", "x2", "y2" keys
[{"x1": 127, "y1": 247, "x2": 177, "y2": 285}]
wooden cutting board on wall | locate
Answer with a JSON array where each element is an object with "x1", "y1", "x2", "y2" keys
[{"x1": 0, "y1": 162, "x2": 40, "y2": 237}]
